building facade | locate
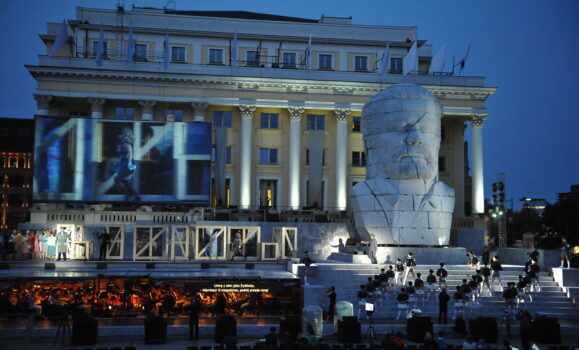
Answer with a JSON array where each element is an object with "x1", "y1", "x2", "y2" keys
[
  {"x1": 28, "y1": 7, "x2": 495, "y2": 220},
  {"x1": 0, "y1": 118, "x2": 34, "y2": 229}
]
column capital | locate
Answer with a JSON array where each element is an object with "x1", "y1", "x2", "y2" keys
[
  {"x1": 334, "y1": 108, "x2": 351, "y2": 122},
  {"x1": 287, "y1": 106, "x2": 305, "y2": 120},
  {"x1": 239, "y1": 104, "x2": 256, "y2": 119},
  {"x1": 34, "y1": 94, "x2": 52, "y2": 110},
  {"x1": 470, "y1": 113, "x2": 488, "y2": 127},
  {"x1": 191, "y1": 101, "x2": 208, "y2": 113},
  {"x1": 139, "y1": 100, "x2": 157, "y2": 109},
  {"x1": 88, "y1": 97, "x2": 106, "y2": 110}
]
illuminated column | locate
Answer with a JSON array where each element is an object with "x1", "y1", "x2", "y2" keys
[
  {"x1": 334, "y1": 108, "x2": 350, "y2": 211},
  {"x1": 452, "y1": 122, "x2": 466, "y2": 218},
  {"x1": 191, "y1": 102, "x2": 208, "y2": 122},
  {"x1": 88, "y1": 98, "x2": 105, "y2": 119},
  {"x1": 238, "y1": 104, "x2": 256, "y2": 209},
  {"x1": 34, "y1": 94, "x2": 52, "y2": 115},
  {"x1": 287, "y1": 106, "x2": 305, "y2": 210},
  {"x1": 139, "y1": 100, "x2": 156, "y2": 121},
  {"x1": 471, "y1": 114, "x2": 488, "y2": 215}
]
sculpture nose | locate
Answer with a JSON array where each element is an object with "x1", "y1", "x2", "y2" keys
[{"x1": 405, "y1": 130, "x2": 423, "y2": 145}]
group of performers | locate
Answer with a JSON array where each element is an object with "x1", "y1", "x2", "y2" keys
[{"x1": 355, "y1": 252, "x2": 544, "y2": 321}]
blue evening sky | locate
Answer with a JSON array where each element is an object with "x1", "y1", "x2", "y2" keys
[{"x1": 0, "y1": 0, "x2": 577, "y2": 208}]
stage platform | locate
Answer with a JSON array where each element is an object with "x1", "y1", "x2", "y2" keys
[{"x1": 0, "y1": 260, "x2": 297, "y2": 280}]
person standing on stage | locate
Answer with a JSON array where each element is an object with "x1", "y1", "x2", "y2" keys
[
  {"x1": 436, "y1": 262, "x2": 448, "y2": 289},
  {"x1": 325, "y1": 286, "x2": 336, "y2": 321},
  {"x1": 367, "y1": 234, "x2": 378, "y2": 264},
  {"x1": 395, "y1": 258, "x2": 404, "y2": 285},
  {"x1": 55, "y1": 227, "x2": 70, "y2": 261},
  {"x1": 438, "y1": 288, "x2": 450, "y2": 324},
  {"x1": 560, "y1": 237, "x2": 571, "y2": 269},
  {"x1": 426, "y1": 269, "x2": 438, "y2": 301},
  {"x1": 491, "y1": 256, "x2": 504, "y2": 292},
  {"x1": 187, "y1": 294, "x2": 201, "y2": 340},
  {"x1": 403, "y1": 252, "x2": 416, "y2": 284},
  {"x1": 481, "y1": 263, "x2": 492, "y2": 296},
  {"x1": 96, "y1": 230, "x2": 111, "y2": 260}
]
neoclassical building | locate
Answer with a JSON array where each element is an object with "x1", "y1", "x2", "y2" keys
[{"x1": 28, "y1": 7, "x2": 495, "y2": 221}]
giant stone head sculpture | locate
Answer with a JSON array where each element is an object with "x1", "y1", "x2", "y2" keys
[{"x1": 362, "y1": 84, "x2": 441, "y2": 180}]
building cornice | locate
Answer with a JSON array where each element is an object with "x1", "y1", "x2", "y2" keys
[{"x1": 27, "y1": 65, "x2": 497, "y2": 100}]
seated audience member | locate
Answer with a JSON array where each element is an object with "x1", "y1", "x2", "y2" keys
[
  {"x1": 462, "y1": 333, "x2": 477, "y2": 349},
  {"x1": 435, "y1": 331, "x2": 448, "y2": 350},
  {"x1": 452, "y1": 314, "x2": 467, "y2": 337}
]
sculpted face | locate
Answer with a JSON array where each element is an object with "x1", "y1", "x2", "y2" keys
[{"x1": 363, "y1": 87, "x2": 441, "y2": 180}]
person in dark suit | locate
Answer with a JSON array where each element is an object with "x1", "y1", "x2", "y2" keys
[
  {"x1": 438, "y1": 288, "x2": 450, "y2": 324},
  {"x1": 187, "y1": 294, "x2": 201, "y2": 340}
]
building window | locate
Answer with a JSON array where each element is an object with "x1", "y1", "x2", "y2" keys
[
  {"x1": 171, "y1": 46, "x2": 185, "y2": 62},
  {"x1": 352, "y1": 151, "x2": 366, "y2": 167},
  {"x1": 68, "y1": 112, "x2": 89, "y2": 118},
  {"x1": 164, "y1": 109, "x2": 183, "y2": 122},
  {"x1": 282, "y1": 52, "x2": 296, "y2": 68},
  {"x1": 246, "y1": 50, "x2": 258, "y2": 66},
  {"x1": 318, "y1": 54, "x2": 332, "y2": 69},
  {"x1": 260, "y1": 113, "x2": 279, "y2": 129},
  {"x1": 390, "y1": 57, "x2": 403, "y2": 74},
  {"x1": 213, "y1": 111, "x2": 232, "y2": 127},
  {"x1": 259, "y1": 148, "x2": 278, "y2": 165},
  {"x1": 354, "y1": 56, "x2": 368, "y2": 71},
  {"x1": 209, "y1": 48, "x2": 223, "y2": 64},
  {"x1": 135, "y1": 44, "x2": 147, "y2": 60},
  {"x1": 352, "y1": 116, "x2": 361, "y2": 132},
  {"x1": 306, "y1": 114, "x2": 325, "y2": 130},
  {"x1": 211, "y1": 146, "x2": 232, "y2": 164},
  {"x1": 306, "y1": 149, "x2": 326, "y2": 166},
  {"x1": 115, "y1": 107, "x2": 135, "y2": 120},
  {"x1": 439, "y1": 156, "x2": 447, "y2": 173},
  {"x1": 92, "y1": 40, "x2": 108, "y2": 58}
]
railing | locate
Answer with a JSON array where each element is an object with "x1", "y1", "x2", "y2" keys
[{"x1": 70, "y1": 47, "x2": 442, "y2": 75}]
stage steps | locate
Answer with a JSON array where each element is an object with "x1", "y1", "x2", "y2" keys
[{"x1": 309, "y1": 263, "x2": 579, "y2": 335}]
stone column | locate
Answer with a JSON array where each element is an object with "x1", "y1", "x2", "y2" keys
[
  {"x1": 88, "y1": 98, "x2": 106, "y2": 119},
  {"x1": 139, "y1": 100, "x2": 156, "y2": 121},
  {"x1": 287, "y1": 106, "x2": 305, "y2": 210},
  {"x1": 34, "y1": 94, "x2": 52, "y2": 116},
  {"x1": 238, "y1": 104, "x2": 256, "y2": 209},
  {"x1": 452, "y1": 121, "x2": 466, "y2": 218},
  {"x1": 334, "y1": 108, "x2": 350, "y2": 211},
  {"x1": 471, "y1": 114, "x2": 488, "y2": 215},
  {"x1": 191, "y1": 102, "x2": 208, "y2": 122}
]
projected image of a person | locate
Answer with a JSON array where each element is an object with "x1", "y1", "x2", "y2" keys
[{"x1": 114, "y1": 128, "x2": 140, "y2": 201}]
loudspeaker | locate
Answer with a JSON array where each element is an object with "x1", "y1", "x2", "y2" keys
[
  {"x1": 45, "y1": 263, "x2": 56, "y2": 270},
  {"x1": 201, "y1": 263, "x2": 210, "y2": 269},
  {"x1": 407, "y1": 316, "x2": 433, "y2": 342},
  {"x1": 280, "y1": 315, "x2": 302, "y2": 339},
  {"x1": 214, "y1": 315, "x2": 237, "y2": 343},
  {"x1": 146, "y1": 263, "x2": 155, "y2": 269},
  {"x1": 0, "y1": 262, "x2": 9, "y2": 270},
  {"x1": 96, "y1": 262, "x2": 107, "y2": 269},
  {"x1": 337, "y1": 316, "x2": 361, "y2": 343},
  {"x1": 144, "y1": 316, "x2": 167, "y2": 344},
  {"x1": 245, "y1": 263, "x2": 254, "y2": 270},
  {"x1": 531, "y1": 316, "x2": 561, "y2": 344},
  {"x1": 72, "y1": 317, "x2": 98, "y2": 346},
  {"x1": 469, "y1": 317, "x2": 498, "y2": 343}
]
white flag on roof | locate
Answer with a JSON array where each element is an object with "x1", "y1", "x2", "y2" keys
[
  {"x1": 163, "y1": 31, "x2": 170, "y2": 71},
  {"x1": 49, "y1": 20, "x2": 68, "y2": 58},
  {"x1": 403, "y1": 40, "x2": 418, "y2": 75},
  {"x1": 377, "y1": 43, "x2": 390, "y2": 76},
  {"x1": 231, "y1": 31, "x2": 238, "y2": 67},
  {"x1": 305, "y1": 34, "x2": 312, "y2": 69},
  {"x1": 96, "y1": 24, "x2": 105, "y2": 66},
  {"x1": 429, "y1": 41, "x2": 447, "y2": 74},
  {"x1": 126, "y1": 24, "x2": 135, "y2": 64}
]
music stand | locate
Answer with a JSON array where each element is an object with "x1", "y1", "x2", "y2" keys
[
  {"x1": 52, "y1": 312, "x2": 71, "y2": 346},
  {"x1": 364, "y1": 302, "x2": 376, "y2": 344}
]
